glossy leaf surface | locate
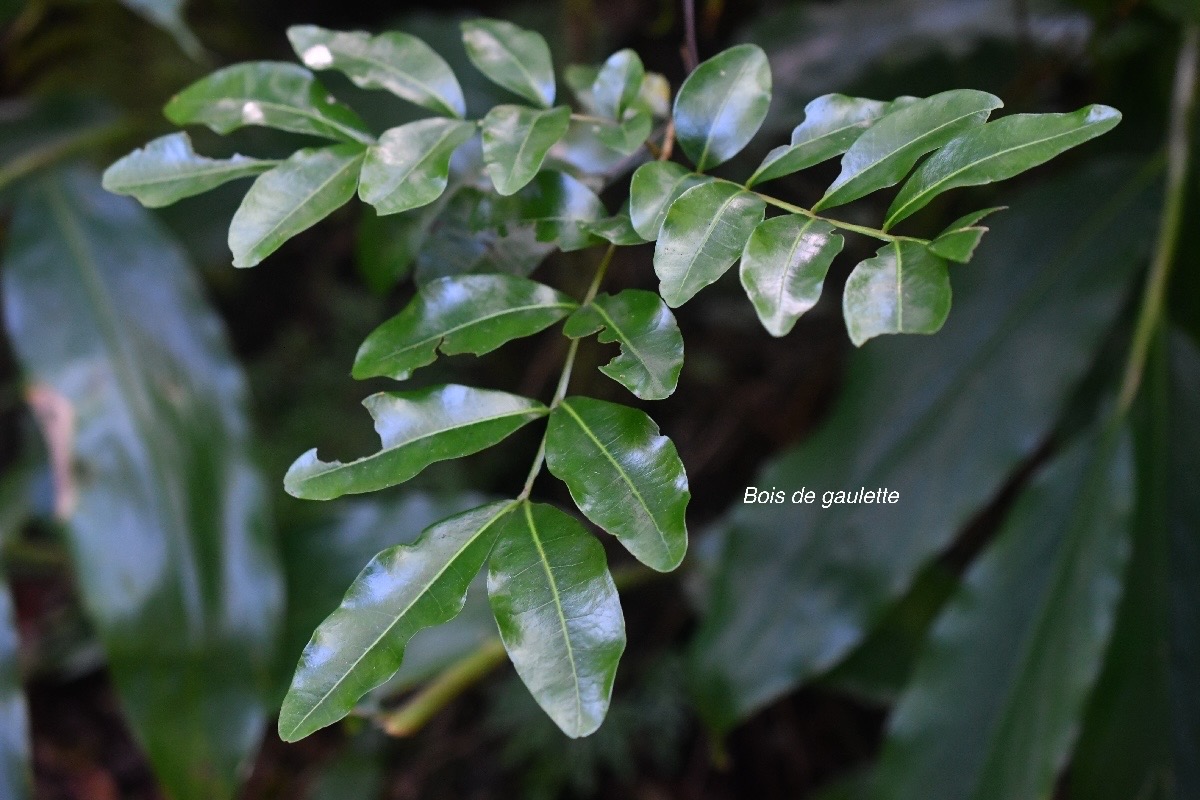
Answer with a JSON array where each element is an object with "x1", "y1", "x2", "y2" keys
[
  {"x1": 164, "y1": 62, "x2": 374, "y2": 143},
  {"x1": 102, "y1": 132, "x2": 276, "y2": 208},
  {"x1": 740, "y1": 215, "x2": 844, "y2": 336},
  {"x1": 928, "y1": 207, "x2": 1003, "y2": 263},
  {"x1": 582, "y1": 211, "x2": 648, "y2": 246},
  {"x1": 747, "y1": 94, "x2": 890, "y2": 187},
  {"x1": 627, "y1": 161, "x2": 709, "y2": 241},
  {"x1": 654, "y1": 181, "x2": 765, "y2": 308},
  {"x1": 461, "y1": 18, "x2": 555, "y2": 107},
  {"x1": 673, "y1": 44, "x2": 772, "y2": 171},
  {"x1": 229, "y1": 144, "x2": 365, "y2": 268},
  {"x1": 546, "y1": 397, "x2": 689, "y2": 572},
  {"x1": 689, "y1": 162, "x2": 1158, "y2": 731},
  {"x1": 288, "y1": 25, "x2": 466, "y2": 117},
  {"x1": 875, "y1": 427, "x2": 1132, "y2": 800},
  {"x1": 481, "y1": 105, "x2": 571, "y2": 195},
  {"x1": 285, "y1": 385, "x2": 546, "y2": 500},
  {"x1": 814, "y1": 89, "x2": 1002, "y2": 210},
  {"x1": 514, "y1": 170, "x2": 606, "y2": 252},
  {"x1": 592, "y1": 49, "x2": 644, "y2": 118},
  {"x1": 842, "y1": 241, "x2": 951, "y2": 346},
  {"x1": 359, "y1": 118, "x2": 475, "y2": 215},
  {"x1": 563, "y1": 289, "x2": 684, "y2": 400},
  {"x1": 487, "y1": 502, "x2": 625, "y2": 738},
  {"x1": 279, "y1": 501, "x2": 513, "y2": 741},
  {"x1": 885, "y1": 105, "x2": 1121, "y2": 227},
  {"x1": 353, "y1": 274, "x2": 577, "y2": 381},
  {"x1": 2, "y1": 170, "x2": 283, "y2": 800}
]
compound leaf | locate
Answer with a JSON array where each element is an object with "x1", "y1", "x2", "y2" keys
[
  {"x1": 627, "y1": 161, "x2": 710, "y2": 241},
  {"x1": 885, "y1": 105, "x2": 1121, "y2": 228},
  {"x1": 288, "y1": 25, "x2": 466, "y2": 118},
  {"x1": 285, "y1": 385, "x2": 546, "y2": 500},
  {"x1": 102, "y1": 132, "x2": 276, "y2": 208},
  {"x1": 673, "y1": 44, "x2": 772, "y2": 171},
  {"x1": 278, "y1": 501, "x2": 513, "y2": 741},
  {"x1": 546, "y1": 397, "x2": 689, "y2": 572},
  {"x1": 740, "y1": 215, "x2": 844, "y2": 337},
  {"x1": 229, "y1": 144, "x2": 365, "y2": 268},
  {"x1": 487, "y1": 502, "x2": 625, "y2": 738},
  {"x1": 563, "y1": 289, "x2": 683, "y2": 400},
  {"x1": 843, "y1": 241, "x2": 951, "y2": 346},
  {"x1": 481, "y1": 105, "x2": 571, "y2": 196},
  {"x1": 461, "y1": 18, "x2": 555, "y2": 108},
  {"x1": 747, "y1": 94, "x2": 891, "y2": 187},
  {"x1": 814, "y1": 89, "x2": 1002, "y2": 211},
  {"x1": 654, "y1": 181, "x2": 765, "y2": 307},
  {"x1": 352, "y1": 274, "x2": 577, "y2": 381},
  {"x1": 164, "y1": 62, "x2": 374, "y2": 144},
  {"x1": 359, "y1": 118, "x2": 476, "y2": 215}
]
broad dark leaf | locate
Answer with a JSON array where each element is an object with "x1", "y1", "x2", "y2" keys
[
  {"x1": 480, "y1": 105, "x2": 571, "y2": 196},
  {"x1": 164, "y1": 62, "x2": 374, "y2": 144},
  {"x1": 563, "y1": 289, "x2": 684, "y2": 400},
  {"x1": 285, "y1": 385, "x2": 546, "y2": 500},
  {"x1": 885, "y1": 105, "x2": 1121, "y2": 228},
  {"x1": 928, "y1": 207, "x2": 1004, "y2": 263},
  {"x1": 592, "y1": 49, "x2": 644, "y2": 119},
  {"x1": 279, "y1": 501, "x2": 513, "y2": 741},
  {"x1": 627, "y1": 161, "x2": 710, "y2": 241},
  {"x1": 229, "y1": 144, "x2": 365, "y2": 268},
  {"x1": 740, "y1": 215, "x2": 844, "y2": 336},
  {"x1": 814, "y1": 89, "x2": 1002, "y2": 211},
  {"x1": 582, "y1": 211, "x2": 648, "y2": 246},
  {"x1": 546, "y1": 397, "x2": 689, "y2": 572},
  {"x1": 673, "y1": 44, "x2": 772, "y2": 171},
  {"x1": 359, "y1": 119, "x2": 475, "y2": 215},
  {"x1": 747, "y1": 94, "x2": 890, "y2": 187},
  {"x1": 288, "y1": 25, "x2": 466, "y2": 118},
  {"x1": 513, "y1": 170, "x2": 606, "y2": 252},
  {"x1": 875, "y1": 425, "x2": 1132, "y2": 800},
  {"x1": 842, "y1": 241, "x2": 951, "y2": 346},
  {"x1": 487, "y1": 502, "x2": 625, "y2": 738},
  {"x1": 352, "y1": 274, "x2": 577, "y2": 381},
  {"x1": 461, "y1": 18, "x2": 555, "y2": 107},
  {"x1": 689, "y1": 162, "x2": 1158, "y2": 731},
  {"x1": 102, "y1": 132, "x2": 276, "y2": 208},
  {"x1": 2, "y1": 169, "x2": 283, "y2": 800},
  {"x1": 654, "y1": 181, "x2": 765, "y2": 307}
]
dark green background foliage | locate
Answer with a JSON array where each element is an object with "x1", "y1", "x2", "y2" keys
[{"x1": 0, "y1": 0, "x2": 1196, "y2": 798}]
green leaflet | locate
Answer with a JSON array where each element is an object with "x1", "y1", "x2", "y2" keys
[
  {"x1": 352, "y1": 274, "x2": 578, "y2": 381},
  {"x1": 627, "y1": 161, "x2": 710, "y2": 241},
  {"x1": 481, "y1": 105, "x2": 571, "y2": 196},
  {"x1": 278, "y1": 501, "x2": 513, "y2": 741},
  {"x1": 563, "y1": 289, "x2": 684, "y2": 400},
  {"x1": 673, "y1": 44, "x2": 772, "y2": 171},
  {"x1": 814, "y1": 89, "x2": 1002, "y2": 211},
  {"x1": 740, "y1": 215, "x2": 844, "y2": 337},
  {"x1": 747, "y1": 94, "x2": 891, "y2": 187},
  {"x1": 842, "y1": 241, "x2": 951, "y2": 346},
  {"x1": 582, "y1": 211, "x2": 648, "y2": 246},
  {"x1": 688, "y1": 162, "x2": 1158, "y2": 733},
  {"x1": 461, "y1": 18, "x2": 555, "y2": 108},
  {"x1": 487, "y1": 502, "x2": 626, "y2": 738},
  {"x1": 546, "y1": 397, "x2": 689, "y2": 572},
  {"x1": 228, "y1": 144, "x2": 364, "y2": 268},
  {"x1": 358, "y1": 118, "x2": 476, "y2": 215},
  {"x1": 1071, "y1": 333, "x2": 1200, "y2": 799},
  {"x1": 102, "y1": 132, "x2": 277, "y2": 208},
  {"x1": 593, "y1": 108, "x2": 653, "y2": 155},
  {"x1": 2, "y1": 169, "x2": 283, "y2": 800},
  {"x1": 654, "y1": 181, "x2": 766, "y2": 308},
  {"x1": 514, "y1": 170, "x2": 606, "y2": 252},
  {"x1": 164, "y1": 61, "x2": 374, "y2": 144},
  {"x1": 592, "y1": 49, "x2": 645, "y2": 119},
  {"x1": 928, "y1": 207, "x2": 1004, "y2": 263},
  {"x1": 285, "y1": 385, "x2": 547, "y2": 500},
  {"x1": 287, "y1": 25, "x2": 466, "y2": 118},
  {"x1": 874, "y1": 426, "x2": 1133, "y2": 800},
  {"x1": 885, "y1": 105, "x2": 1122, "y2": 228}
]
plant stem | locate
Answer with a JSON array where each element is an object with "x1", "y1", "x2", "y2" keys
[
  {"x1": 518, "y1": 244, "x2": 617, "y2": 499},
  {"x1": 751, "y1": 189, "x2": 918, "y2": 244},
  {"x1": 681, "y1": 0, "x2": 699, "y2": 71},
  {"x1": 0, "y1": 120, "x2": 133, "y2": 193},
  {"x1": 1116, "y1": 24, "x2": 1198, "y2": 415}
]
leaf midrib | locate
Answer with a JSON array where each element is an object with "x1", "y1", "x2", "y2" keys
[
  {"x1": 329, "y1": 41, "x2": 459, "y2": 117},
  {"x1": 211, "y1": 96, "x2": 373, "y2": 144},
  {"x1": 366, "y1": 123, "x2": 469, "y2": 202},
  {"x1": 591, "y1": 305, "x2": 667, "y2": 396},
  {"x1": 112, "y1": 159, "x2": 274, "y2": 189},
  {"x1": 673, "y1": 187, "x2": 745, "y2": 298},
  {"x1": 696, "y1": 56, "x2": 757, "y2": 170}
]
